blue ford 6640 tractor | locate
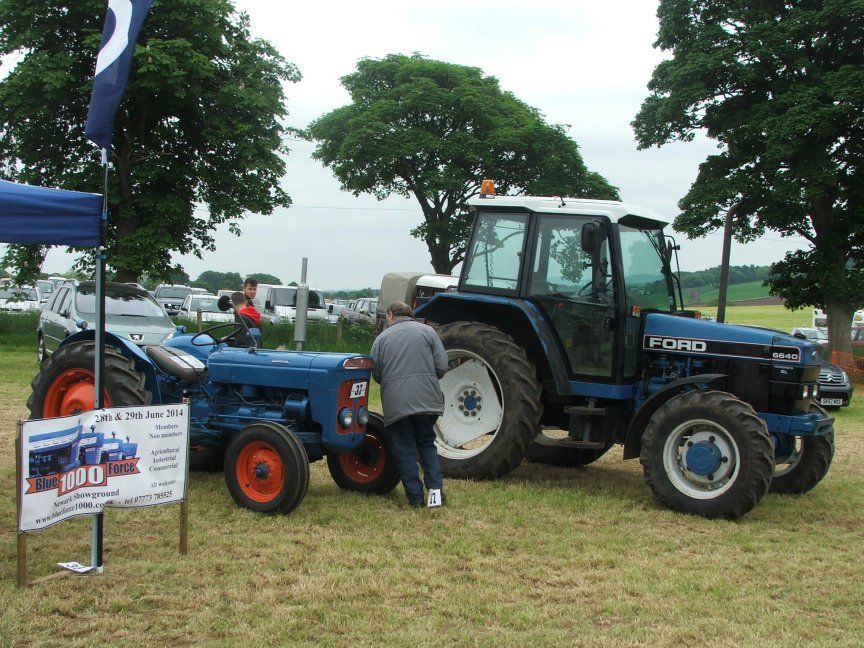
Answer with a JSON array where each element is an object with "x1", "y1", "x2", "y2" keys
[
  {"x1": 415, "y1": 188, "x2": 833, "y2": 518},
  {"x1": 28, "y1": 307, "x2": 400, "y2": 514}
]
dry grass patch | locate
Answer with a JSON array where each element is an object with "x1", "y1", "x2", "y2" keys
[{"x1": 1, "y1": 350, "x2": 863, "y2": 646}]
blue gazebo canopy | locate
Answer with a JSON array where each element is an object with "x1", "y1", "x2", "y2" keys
[{"x1": 0, "y1": 179, "x2": 101, "y2": 247}]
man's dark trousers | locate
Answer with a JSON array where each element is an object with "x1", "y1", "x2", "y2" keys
[{"x1": 387, "y1": 414, "x2": 443, "y2": 506}]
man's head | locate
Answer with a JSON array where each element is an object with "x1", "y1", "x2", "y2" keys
[
  {"x1": 230, "y1": 291, "x2": 247, "y2": 309},
  {"x1": 243, "y1": 277, "x2": 258, "y2": 301},
  {"x1": 386, "y1": 301, "x2": 413, "y2": 325}
]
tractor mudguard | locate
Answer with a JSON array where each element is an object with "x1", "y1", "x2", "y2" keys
[
  {"x1": 416, "y1": 292, "x2": 571, "y2": 395},
  {"x1": 622, "y1": 373, "x2": 727, "y2": 459},
  {"x1": 58, "y1": 330, "x2": 163, "y2": 403}
]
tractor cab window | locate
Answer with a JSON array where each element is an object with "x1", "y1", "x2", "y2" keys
[
  {"x1": 619, "y1": 225, "x2": 676, "y2": 312},
  {"x1": 463, "y1": 212, "x2": 528, "y2": 292},
  {"x1": 529, "y1": 215, "x2": 615, "y2": 378}
]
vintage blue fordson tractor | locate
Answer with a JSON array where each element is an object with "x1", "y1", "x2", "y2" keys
[{"x1": 28, "y1": 307, "x2": 399, "y2": 514}]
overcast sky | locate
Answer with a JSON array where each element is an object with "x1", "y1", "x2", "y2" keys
[{"x1": 29, "y1": 1, "x2": 809, "y2": 289}]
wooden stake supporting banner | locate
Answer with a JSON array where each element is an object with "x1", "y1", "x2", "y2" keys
[{"x1": 179, "y1": 499, "x2": 188, "y2": 555}]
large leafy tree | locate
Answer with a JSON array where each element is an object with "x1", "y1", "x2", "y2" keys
[
  {"x1": 633, "y1": 1, "x2": 864, "y2": 352},
  {"x1": 309, "y1": 54, "x2": 618, "y2": 274},
  {"x1": 0, "y1": 0, "x2": 299, "y2": 283}
]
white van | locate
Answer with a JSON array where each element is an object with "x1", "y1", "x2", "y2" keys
[{"x1": 263, "y1": 286, "x2": 327, "y2": 323}]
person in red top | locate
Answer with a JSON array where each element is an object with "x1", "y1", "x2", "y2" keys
[
  {"x1": 243, "y1": 277, "x2": 260, "y2": 318},
  {"x1": 230, "y1": 291, "x2": 262, "y2": 347}
]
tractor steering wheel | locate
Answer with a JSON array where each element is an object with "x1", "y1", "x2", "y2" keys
[{"x1": 190, "y1": 322, "x2": 245, "y2": 346}]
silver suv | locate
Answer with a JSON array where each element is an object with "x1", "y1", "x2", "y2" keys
[{"x1": 153, "y1": 284, "x2": 193, "y2": 315}]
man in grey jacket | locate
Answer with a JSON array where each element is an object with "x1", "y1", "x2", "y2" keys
[{"x1": 371, "y1": 301, "x2": 449, "y2": 507}]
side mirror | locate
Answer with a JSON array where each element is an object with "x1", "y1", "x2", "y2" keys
[
  {"x1": 217, "y1": 295, "x2": 232, "y2": 312},
  {"x1": 581, "y1": 222, "x2": 600, "y2": 252},
  {"x1": 75, "y1": 319, "x2": 88, "y2": 331},
  {"x1": 265, "y1": 300, "x2": 272, "y2": 311}
]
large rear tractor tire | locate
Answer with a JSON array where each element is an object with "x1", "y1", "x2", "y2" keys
[
  {"x1": 526, "y1": 431, "x2": 613, "y2": 468},
  {"x1": 224, "y1": 422, "x2": 309, "y2": 514},
  {"x1": 28, "y1": 341, "x2": 151, "y2": 418},
  {"x1": 770, "y1": 404, "x2": 834, "y2": 494},
  {"x1": 327, "y1": 414, "x2": 401, "y2": 494},
  {"x1": 640, "y1": 390, "x2": 774, "y2": 519},
  {"x1": 435, "y1": 322, "x2": 542, "y2": 480}
]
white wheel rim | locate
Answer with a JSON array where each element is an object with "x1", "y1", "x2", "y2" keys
[
  {"x1": 773, "y1": 437, "x2": 803, "y2": 477},
  {"x1": 662, "y1": 418, "x2": 740, "y2": 499},
  {"x1": 435, "y1": 348, "x2": 504, "y2": 459}
]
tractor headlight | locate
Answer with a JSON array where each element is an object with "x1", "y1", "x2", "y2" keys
[
  {"x1": 357, "y1": 406, "x2": 369, "y2": 427},
  {"x1": 802, "y1": 385, "x2": 809, "y2": 399},
  {"x1": 338, "y1": 407, "x2": 354, "y2": 429},
  {"x1": 812, "y1": 383, "x2": 820, "y2": 397}
]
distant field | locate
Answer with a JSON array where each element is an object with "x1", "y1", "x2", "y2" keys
[
  {"x1": 687, "y1": 280, "x2": 771, "y2": 305},
  {"x1": 695, "y1": 304, "x2": 812, "y2": 333}
]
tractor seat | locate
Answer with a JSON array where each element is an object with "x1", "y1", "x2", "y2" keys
[{"x1": 145, "y1": 345, "x2": 207, "y2": 382}]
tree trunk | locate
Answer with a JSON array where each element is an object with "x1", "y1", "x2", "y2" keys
[
  {"x1": 826, "y1": 300, "x2": 854, "y2": 356},
  {"x1": 114, "y1": 268, "x2": 139, "y2": 283}
]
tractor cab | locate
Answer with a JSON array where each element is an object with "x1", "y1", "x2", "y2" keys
[{"x1": 455, "y1": 193, "x2": 678, "y2": 384}]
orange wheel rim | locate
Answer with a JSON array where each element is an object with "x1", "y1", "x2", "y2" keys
[
  {"x1": 236, "y1": 441, "x2": 285, "y2": 503},
  {"x1": 338, "y1": 434, "x2": 386, "y2": 484},
  {"x1": 43, "y1": 368, "x2": 112, "y2": 417}
]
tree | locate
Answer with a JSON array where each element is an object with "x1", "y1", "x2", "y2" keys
[
  {"x1": 249, "y1": 272, "x2": 281, "y2": 285},
  {"x1": 633, "y1": 1, "x2": 864, "y2": 352},
  {"x1": 194, "y1": 270, "x2": 243, "y2": 294},
  {"x1": 309, "y1": 54, "x2": 618, "y2": 274},
  {"x1": 0, "y1": 0, "x2": 299, "y2": 283}
]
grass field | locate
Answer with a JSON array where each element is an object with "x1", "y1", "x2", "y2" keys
[
  {"x1": 2, "y1": 307, "x2": 863, "y2": 646},
  {"x1": 688, "y1": 280, "x2": 771, "y2": 305}
]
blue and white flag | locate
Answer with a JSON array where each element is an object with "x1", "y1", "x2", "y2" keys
[{"x1": 84, "y1": 0, "x2": 153, "y2": 150}]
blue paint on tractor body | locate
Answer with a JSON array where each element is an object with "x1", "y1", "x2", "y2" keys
[{"x1": 57, "y1": 330, "x2": 374, "y2": 463}]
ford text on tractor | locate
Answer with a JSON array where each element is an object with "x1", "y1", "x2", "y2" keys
[
  {"x1": 415, "y1": 184, "x2": 834, "y2": 518},
  {"x1": 28, "y1": 298, "x2": 400, "y2": 514}
]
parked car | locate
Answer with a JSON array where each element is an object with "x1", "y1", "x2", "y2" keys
[
  {"x1": 36, "y1": 280, "x2": 54, "y2": 302},
  {"x1": 153, "y1": 284, "x2": 193, "y2": 315},
  {"x1": 791, "y1": 326, "x2": 829, "y2": 352},
  {"x1": 0, "y1": 284, "x2": 43, "y2": 312},
  {"x1": 263, "y1": 286, "x2": 327, "y2": 323},
  {"x1": 179, "y1": 294, "x2": 233, "y2": 323},
  {"x1": 852, "y1": 326, "x2": 864, "y2": 347},
  {"x1": 351, "y1": 297, "x2": 378, "y2": 324},
  {"x1": 326, "y1": 302, "x2": 363, "y2": 324},
  {"x1": 818, "y1": 362, "x2": 854, "y2": 409},
  {"x1": 38, "y1": 281, "x2": 176, "y2": 362}
]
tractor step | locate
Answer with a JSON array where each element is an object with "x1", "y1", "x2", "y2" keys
[
  {"x1": 556, "y1": 438, "x2": 608, "y2": 449},
  {"x1": 564, "y1": 405, "x2": 607, "y2": 416}
]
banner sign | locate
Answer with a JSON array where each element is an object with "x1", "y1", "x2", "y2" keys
[{"x1": 19, "y1": 404, "x2": 188, "y2": 532}]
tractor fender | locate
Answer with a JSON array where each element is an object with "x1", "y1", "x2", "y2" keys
[
  {"x1": 622, "y1": 373, "x2": 727, "y2": 460},
  {"x1": 58, "y1": 330, "x2": 163, "y2": 403},
  {"x1": 416, "y1": 292, "x2": 571, "y2": 395}
]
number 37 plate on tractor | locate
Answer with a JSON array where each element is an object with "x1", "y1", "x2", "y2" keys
[{"x1": 350, "y1": 382, "x2": 368, "y2": 399}]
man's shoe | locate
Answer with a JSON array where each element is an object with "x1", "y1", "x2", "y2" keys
[{"x1": 408, "y1": 500, "x2": 424, "y2": 508}]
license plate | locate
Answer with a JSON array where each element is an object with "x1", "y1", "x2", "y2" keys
[
  {"x1": 349, "y1": 381, "x2": 367, "y2": 399},
  {"x1": 820, "y1": 398, "x2": 843, "y2": 406}
]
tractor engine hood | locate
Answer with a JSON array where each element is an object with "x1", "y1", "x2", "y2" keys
[
  {"x1": 642, "y1": 313, "x2": 820, "y2": 366},
  {"x1": 205, "y1": 347, "x2": 370, "y2": 388}
]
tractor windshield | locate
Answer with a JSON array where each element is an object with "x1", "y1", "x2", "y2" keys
[{"x1": 618, "y1": 225, "x2": 677, "y2": 312}]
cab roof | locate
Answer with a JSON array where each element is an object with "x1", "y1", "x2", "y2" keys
[{"x1": 467, "y1": 194, "x2": 669, "y2": 228}]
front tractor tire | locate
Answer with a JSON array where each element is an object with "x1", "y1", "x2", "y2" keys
[
  {"x1": 28, "y1": 341, "x2": 151, "y2": 418},
  {"x1": 770, "y1": 404, "x2": 834, "y2": 494},
  {"x1": 435, "y1": 322, "x2": 542, "y2": 480},
  {"x1": 327, "y1": 414, "x2": 401, "y2": 494},
  {"x1": 640, "y1": 390, "x2": 774, "y2": 519},
  {"x1": 224, "y1": 422, "x2": 310, "y2": 514}
]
